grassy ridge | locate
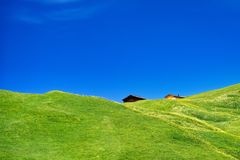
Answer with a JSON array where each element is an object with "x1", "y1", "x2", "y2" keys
[
  {"x1": 0, "y1": 84, "x2": 240, "y2": 159},
  {"x1": 125, "y1": 84, "x2": 240, "y2": 159}
]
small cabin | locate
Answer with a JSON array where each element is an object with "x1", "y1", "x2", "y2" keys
[
  {"x1": 122, "y1": 95, "x2": 146, "y2": 103},
  {"x1": 165, "y1": 94, "x2": 185, "y2": 100}
]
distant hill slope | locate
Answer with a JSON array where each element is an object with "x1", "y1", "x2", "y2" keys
[{"x1": 0, "y1": 84, "x2": 240, "y2": 160}]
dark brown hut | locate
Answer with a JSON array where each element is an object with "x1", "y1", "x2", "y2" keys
[
  {"x1": 122, "y1": 95, "x2": 146, "y2": 103},
  {"x1": 164, "y1": 94, "x2": 185, "y2": 100}
]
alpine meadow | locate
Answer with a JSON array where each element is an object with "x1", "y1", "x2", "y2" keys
[
  {"x1": 1, "y1": 1, "x2": 240, "y2": 159},
  {"x1": 0, "y1": 84, "x2": 240, "y2": 160}
]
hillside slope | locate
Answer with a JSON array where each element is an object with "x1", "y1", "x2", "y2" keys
[
  {"x1": 125, "y1": 84, "x2": 240, "y2": 159},
  {"x1": 0, "y1": 84, "x2": 240, "y2": 160}
]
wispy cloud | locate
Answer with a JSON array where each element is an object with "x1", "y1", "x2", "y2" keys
[
  {"x1": 16, "y1": 14, "x2": 44, "y2": 24},
  {"x1": 12, "y1": 0, "x2": 113, "y2": 23},
  {"x1": 24, "y1": 0, "x2": 83, "y2": 4},
  {"x1": 46, "y1": 6, "x2": 106, "y2": 20}
]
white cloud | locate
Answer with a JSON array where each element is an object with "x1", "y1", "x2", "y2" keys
[
  {"x1": 13, "y1": 0, "x2": 114, "y2": 23},
  {"x1": 24, "y1": 0, "x2": 83, "y2": 4},
  {"x1": 16, "y1": 14, "x2": 43, "y2": 24},
  {"x1": 46, "y1": 6, "x2": 105, "y2": 20}
]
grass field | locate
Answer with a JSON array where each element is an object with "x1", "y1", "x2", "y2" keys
[{"x1": 0, "y1": 84, "x2": 240, "y2": 159}]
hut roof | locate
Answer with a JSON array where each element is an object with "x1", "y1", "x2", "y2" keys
[
  {"x1": 122, "y1": 95, "x2": 146, "y2": 102},
  {"x1": 164, "y1": 94, "x2": 185, "y2": 99}
]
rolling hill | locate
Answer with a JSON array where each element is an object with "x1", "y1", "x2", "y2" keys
[{"x1": 0, "y1": 84, "x2": 240, "y2": 160}]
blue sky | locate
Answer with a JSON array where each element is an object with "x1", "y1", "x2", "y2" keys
[{"x1": 1, "y1": 0, "x2": 240, "y2": 101}]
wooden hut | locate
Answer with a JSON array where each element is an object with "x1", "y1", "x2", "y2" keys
[
  {"x1": 164, "y1": 94, "x2": 185, "y2": 100},
  {"x1": 122, "y1": 95, "x2": 146, "y2": 103}
]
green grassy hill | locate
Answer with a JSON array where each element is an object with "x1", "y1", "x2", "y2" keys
[{"x1": 0, "y1": 84, "x2": 240, "y2": 160}]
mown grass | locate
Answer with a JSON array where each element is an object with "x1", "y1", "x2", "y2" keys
[{"x1": 0, "y1": 84, "x2": 240, "y2": 159}]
